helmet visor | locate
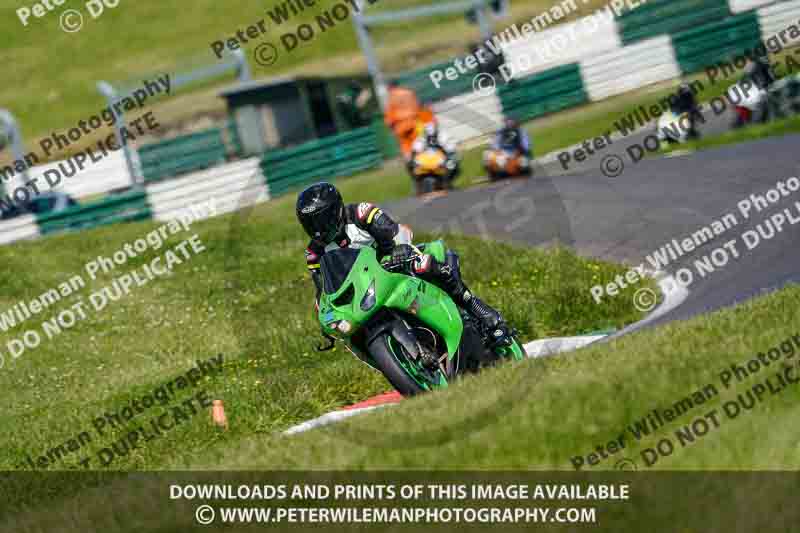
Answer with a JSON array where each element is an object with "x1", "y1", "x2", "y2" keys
[{"x1": 300, "y1": 204, "x2": 341, "y2": 243}]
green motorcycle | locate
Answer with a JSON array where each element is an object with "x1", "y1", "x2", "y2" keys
[{"x1": 317, "y1": 240, "x2": 526, "y2": 396}]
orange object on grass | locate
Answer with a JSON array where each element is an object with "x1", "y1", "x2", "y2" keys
[{"x1": 211, "y1": 399, "x2": 228, "y2": 429}]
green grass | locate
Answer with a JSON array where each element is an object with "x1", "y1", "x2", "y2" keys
[
  {"x1": 192, "y1": 282, "x2": 800, "y2": 471},
  {"x1": 2, "y1": 0, "x2": 609, "y2": 141},
  {"x1": 661, "y1": 113, "x2": 800, "y2": 155},
  {"x1": 4, "y1": 264, "x2": 799, "y2": 532},
  {"x1": 0, "y1": 166, "x2": 647, "y2": 477}
]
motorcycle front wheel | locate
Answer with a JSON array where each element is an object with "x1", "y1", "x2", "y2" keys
[{"x1": 368, "y1": 333, "x2": 448, "y2": 397}]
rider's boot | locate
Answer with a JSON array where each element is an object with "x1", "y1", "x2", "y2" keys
[{"x1": 415, "y1": 250, "x2": 513, "y2": 346}]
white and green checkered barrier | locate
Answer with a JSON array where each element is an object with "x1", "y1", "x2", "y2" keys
[
  {"x1": 0, "y1": 156, "x2": 271, "y2": 245},
  {"x1": 590, "y1": 0, "x2": 800, "y2": 98},
  {"x1": 147, "y1": 157, "x2": 269, "y2": 222},
  {"x1": 405, "y1": 0, "x2": 800, "y2": 140},
  {"x1": 0, "y1": 214, "x2": 39, "y2": 245},
  {"x1": 0, "y1": 124, "x2": 387, "y2": 245},
  {"x1": 568, "y1": 0, "x2": 798, "y2": 101},
  {"x1": 1, "y1": 0, "x2": 799, "y2": 246}
]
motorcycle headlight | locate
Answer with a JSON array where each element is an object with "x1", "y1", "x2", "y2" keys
[
  {"x1": 360, "y1": 280, "x2": 377, "y2": 311},
  {"x1": 337, "y1": 320, "x2": 352, "y2": 334}
]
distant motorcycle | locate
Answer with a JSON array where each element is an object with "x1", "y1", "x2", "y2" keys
[
  {"x1": 483, "y1": 147, "x2": 531, "y2": 180},
  {"x1": 729, "y1": 78, "x2": 769, "y2": 127},
  {"x1": 656, "y1": 111, "x2": 692, "y2": 144},
  {"x1": 765, "y1": 74, "x2": 800, "y2": 120},
  {"x1": 410, "y1": 148, "x2": 454, "y2": 195}
]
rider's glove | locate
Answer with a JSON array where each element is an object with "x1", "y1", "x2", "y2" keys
[{"x1": 385, "y1": 244, "x2": 415, "y2": 268}]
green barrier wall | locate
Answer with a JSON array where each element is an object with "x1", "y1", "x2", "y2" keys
[
  {"x1": 392, "y1": 60, "x2": 475, "y2": 104},
  {"x1": 139, "y1": 128, "x2": 228, "y2": 183},
  {"x1": 260, "y1": 125, "x2": 383, "y2": 198},
  {"x1": 673, "y1": 11, "x2": 762, "y2": 74},
  {"x1": 36, "y1": 189, "x2": 151, "y2": 235},
  {"x1": 616, "y1": 0, "x2": 731, "y2": 45},
  {"x1": 498, "y1": 63, "x2": 587, "y2": 122}
]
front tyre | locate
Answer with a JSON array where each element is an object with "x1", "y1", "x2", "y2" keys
[
  {"x1": 368, "y1": 333, "x2": 447, "y2": 397},
  {"x1": 416, "y1": 177, "x2": 436, "y2": 195},
  {"x1": 493, "y1": 332, "x2": 527, "y2": 362}
]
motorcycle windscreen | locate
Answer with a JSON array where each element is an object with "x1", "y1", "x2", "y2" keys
[{"x1": 320, "y1": 248, "x2": 361, "y2": 295}]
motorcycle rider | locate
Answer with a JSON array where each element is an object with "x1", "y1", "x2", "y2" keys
[
  {"x1": 296, "y1": 182, "x2": 512, "y2": 346},
  {"x1": 670, "y1": 82, "x2": 701, "y2": 139},
  {"x1": 744, "y1": 53, "x2": 776, "y2": 91},
  {"x1": 408, "y1": 122, "x2": 460, "y2": 185},
  {"x1": 491, "y1": 117, "x2": 531, "y2": 157}
]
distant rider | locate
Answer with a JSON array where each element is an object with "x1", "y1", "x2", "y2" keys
[
  {"x1": 744, "y1": 53, "x2": 776, "y2": 91},
  {"x1": 408, "y1": 122, "x2": 460, "y2": 184},
  {"x1": 491, "y1": 118, "x2": 532, "y2": 157},
  {"x1": 296, "y1": 182, "x2": 512, "y2": 346},
  {"x1": 670, "y1": 82, "x2": 700, "y2": 139}
]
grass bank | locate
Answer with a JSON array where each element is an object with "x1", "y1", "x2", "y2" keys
[
  {"x1": 3, "y1": 253, "x2": 798, "y2": 531},
  {"x1": 4, "y1": 0, "x2": 609, "y2": 139},
  {"x1": 0, "y1": 167, "x2": 647, "y2": 476},
  {"x1": 190, "y1": 281, "x2": 800, "y2": 471}
]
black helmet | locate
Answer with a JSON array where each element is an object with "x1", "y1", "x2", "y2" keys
[{"x1": 296, "y1": 182, "x2": 344, "y2": 244}]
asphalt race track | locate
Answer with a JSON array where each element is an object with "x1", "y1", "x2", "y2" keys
[
  {"x1": 387, "y1": 134, "x2": 800, "y2": 331},
  {"x1": 538, "y1": 103, "x2": 735, "y2": 178}
]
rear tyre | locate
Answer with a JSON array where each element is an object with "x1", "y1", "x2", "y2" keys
[
  {"x1": 459, "y1": 316, "x2": 500, "y2": 372},
  {"x1": 368, "y1": 333, "x2": 445, "y2": 397}
]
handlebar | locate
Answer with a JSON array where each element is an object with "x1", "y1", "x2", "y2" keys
[
  {"x1": 381, "y1": 245, "x2": 423, "y2": 273},
  {"x1": 381, "y1": 256, "x2": 417, "y2": 272}
]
